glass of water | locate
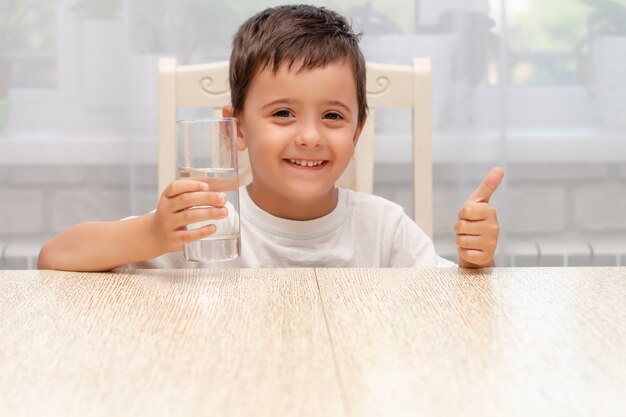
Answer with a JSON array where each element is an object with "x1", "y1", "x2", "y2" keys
[{"x1": 176, "y1": 118, "x2": 240, "y2": 262}]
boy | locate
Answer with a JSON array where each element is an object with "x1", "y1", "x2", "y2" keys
[{"x1": 38, "y1": 5, "x2": 503, "y2": 271}]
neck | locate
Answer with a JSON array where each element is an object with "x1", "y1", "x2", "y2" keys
[{"x1": 246, "y1": 183, "x2": 338, "y2": 220}]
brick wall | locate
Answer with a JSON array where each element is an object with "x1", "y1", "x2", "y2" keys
[
  {"x1": 2, "y1": 162, "x2": 626, "y2": 268},
  {"x1": 377, "y1": 162, "x2": 626, "y2": 266}
]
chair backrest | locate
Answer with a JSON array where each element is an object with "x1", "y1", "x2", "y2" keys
[{"x1": 158, "y1": 57, "x2": 433, "y2": 237}]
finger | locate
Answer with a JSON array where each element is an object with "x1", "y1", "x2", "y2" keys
[
  {"x1": 163, "y1": 179, "x2": 209, "y2": 198},
  {"x1": 468, "y1": 166, "x2": 504, "y2": 203},
  {"x1": 458, "y1": 248, "x2": 491, "y2": 266},
  {"x1": 455, "y1": 234, "x2": 492, "y2": 251},
  {"x1": 176, "y1": 224, "x2": 218, "y2": 245},
  {"x1": 170, "y1": 191, "x2": 227, "y2": 213},
  {"x1": 458, "y1": 201, "x2": 495, "y2": 221},
  {"x1": 172, "y1": 207, "x2": 229, "y2": 229},
  {"x1": 454, "y1": 219, "x2": 485, "y2": 235},
  {"x1": 455, "y1": 216, "x2": 499, "y2": 234}
]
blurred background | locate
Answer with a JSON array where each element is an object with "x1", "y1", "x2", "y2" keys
[{"x1": 1, "y1": 0, "x2": 625, "y2": 268}]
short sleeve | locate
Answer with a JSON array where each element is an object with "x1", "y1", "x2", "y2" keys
[{"x1": 387, "y1": 213, "x2": 456, "y2": 268}]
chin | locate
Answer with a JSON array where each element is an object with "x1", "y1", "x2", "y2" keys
[{"x1": 287, "y1": 183, "x2": 336, "y2": 200}]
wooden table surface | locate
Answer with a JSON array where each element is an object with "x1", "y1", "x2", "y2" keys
[{"x1": 1, "y1": 267, "x2": 625, "y2": 417}]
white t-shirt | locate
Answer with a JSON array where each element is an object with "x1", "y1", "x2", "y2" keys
[{"x1": 123, "y1": 186, "x2": 456, "y2": 269}]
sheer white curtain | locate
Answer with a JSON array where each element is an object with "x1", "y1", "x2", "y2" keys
[{"x1": 1, "y1": 0, "x2": 625, "y2": 267}]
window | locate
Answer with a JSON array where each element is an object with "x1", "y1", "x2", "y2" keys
[
  {"x1": 494, "y1": 0, "x2": 624, "y2": 87},
  {"x1": 2, "y1": 0, "x2": 58, "y2": 89}
]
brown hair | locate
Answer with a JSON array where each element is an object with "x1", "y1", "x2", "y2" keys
[{"x1": 229, "y1": 4, "x2": 368, "y2": 127}]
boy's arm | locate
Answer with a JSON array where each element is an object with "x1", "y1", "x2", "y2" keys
[
  {"x1": 454, "y1": 167, "x2": 505, "y2": 268},
  {"x1": 37, "y1": 214, "x2": 165, "y2": 272},
  {"x1": 38, "y1": 180, "x2": 228, "y2": 272}
]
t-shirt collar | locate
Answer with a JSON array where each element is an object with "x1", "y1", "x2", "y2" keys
[{"x1": 239, "y1": 186, "x2": 350, "y2": 240}]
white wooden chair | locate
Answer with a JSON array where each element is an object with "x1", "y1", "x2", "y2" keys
[{"x1": 158, "y1": 57, "x2": 433, "y2": 237}]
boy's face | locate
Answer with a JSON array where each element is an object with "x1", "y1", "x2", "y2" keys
[{"x1": 233, "y1": 60, "x2": 364, "y2": 219}]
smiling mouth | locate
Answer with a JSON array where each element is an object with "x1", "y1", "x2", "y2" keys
[{"x1": 286, "y1": 159, "x2": 328, "y2": 167}]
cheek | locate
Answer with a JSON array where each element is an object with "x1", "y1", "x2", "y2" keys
[
  {"x1": 331, "y1": 129, "x2": 358, "y2": 155},
  {"x1": 328, "y1": 143, "x2": 355, "y2": 167}
]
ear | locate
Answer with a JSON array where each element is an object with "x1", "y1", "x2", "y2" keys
[
  {"x1": 222, "y1": 105, "x2": 247, "y2": 151},
  {"x1": 352, "y1": 113, "x2": 368, "y2": 148}
]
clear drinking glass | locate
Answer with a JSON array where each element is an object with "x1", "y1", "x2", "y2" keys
[{"x1": 176, "y1": 118, "x2": 240, "y2": 262}]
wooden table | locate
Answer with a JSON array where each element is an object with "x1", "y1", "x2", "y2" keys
[{"x1": 1, "y1": 267, "x2": 625, "y2": 417}]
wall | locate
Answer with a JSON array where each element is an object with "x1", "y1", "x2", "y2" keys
[
  {"x1": 377, "y1": 161, "x2": 626, "y2": 266},
  {"x1": 2, "y1": 162, "x2": 626, "y2": 268}
]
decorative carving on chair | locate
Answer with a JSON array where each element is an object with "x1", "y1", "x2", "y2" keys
[
  {"x1": 367, "y1": 76, "x2": 390, "y2": 96},
  {"x1": 199, "y1": 77, "x2": 230, "y2": 96}
]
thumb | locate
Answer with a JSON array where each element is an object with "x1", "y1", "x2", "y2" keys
[{"x1": 468, "y1": 166, "x2": 505, "y2": 203}]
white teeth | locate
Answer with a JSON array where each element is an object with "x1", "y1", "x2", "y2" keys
[{"x1": 289, "y1": 159, "x2": 324, "y2": 167}]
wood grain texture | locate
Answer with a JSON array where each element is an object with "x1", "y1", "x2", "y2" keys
[
  {"x1": 315, "y1": 267, "x2": 626, "y2": 417},
  {"x1": 0, "y1": 269, "x2": 346, "y2": 417}
]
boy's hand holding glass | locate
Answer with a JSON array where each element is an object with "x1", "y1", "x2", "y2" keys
[
  {"x1": 455, "y1": 167, "x2": 505, "y2": 268},
  {"x1": 151, "y1": 179, "x2": 229, "y2": 254}
]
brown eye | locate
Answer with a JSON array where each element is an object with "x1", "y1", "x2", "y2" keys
[
  {"x1": 323, "y1": 112, "x2": 343, "y2": 120},
  {"x1": 273, "y1": 110, "x2": 293, "y2": 118}
]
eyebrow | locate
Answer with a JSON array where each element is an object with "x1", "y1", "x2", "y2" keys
[
  {"x1": 261, "y1": 98, "x2": 293, "y2": 109},
  {"x1": 262, "y1": 98, "x2": 353, "y2": 114},
  {"x1": 325, "y1": 100, "x2": 353, "y2": 114}
]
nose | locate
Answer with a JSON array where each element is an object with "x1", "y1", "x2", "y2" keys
[{"x1": 295, "y1": 120, "x2": 322, "y2": 148}]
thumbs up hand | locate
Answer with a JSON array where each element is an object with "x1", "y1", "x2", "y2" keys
[{"x1": 454, "y1": 167, "x2": 505, "y2": 268}]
